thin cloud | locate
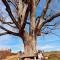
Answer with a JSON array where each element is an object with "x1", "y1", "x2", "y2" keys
[{"x1": 37, "y1": 44, "x2": 56, "y2": 50}]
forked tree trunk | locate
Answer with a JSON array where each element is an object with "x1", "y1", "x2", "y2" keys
[{"x1": 18, "y1": 0, "x2": 36, "y2": 59}]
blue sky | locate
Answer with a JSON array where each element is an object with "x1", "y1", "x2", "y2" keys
[{"x1": 0, "y1": 0, "x2": 60, "y2": 53}]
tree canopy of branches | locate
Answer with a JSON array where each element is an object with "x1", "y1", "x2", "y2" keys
[{"x1": 0, "y1": 0, "x2": 60, "y2": 57}]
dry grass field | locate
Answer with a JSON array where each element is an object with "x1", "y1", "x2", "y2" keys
[
  {"x1": 0, "y1": 51, "x2": 60, "y2": 60},
  {"x1": 0, "y1": 50, "x2": 16, "y2": 60},
  {"x1": 44, "y1": 51, "x2": 60, "y2": 60},
  {"x1": 3, "y1": 55, "x2": 19, "y2": 60}
]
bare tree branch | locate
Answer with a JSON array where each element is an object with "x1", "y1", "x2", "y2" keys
[
  {"x1": 30, "y1": 0, "x2": 36, "y2": 35},
  {"x1": 2, "y1": 0, "x2": 19, "y2": 28},
  {"x1": 36, "y1": 0, "x2": 40, "y2": 6},
  {"x1": 35, "y1": 12, "x2": 60, "y2": 36},
  {"x1": 8, "y1": 0, "x2": 16, "y2": 8},
  {"x1": 0, "y1": 19, "x2": 13, "y2": 24},
  {"x1": 17, "y1": 0, "x2": 29, "y2": 29},
  {"x1": 45, "y1": 24, "x2": 55, "y2": 26},
  {"x1": 0, "y1": 25, "x2": 19, "y2": 36},
  {"x1": 41, "y1": 0, "x2": 51, "y2": 17},
  {"x1": 0, "y1": 19, "x2": 17, "y2": 28},
  {"x1": 5, "y1": 23, "x2": 17, "y2": 28},
  {"x1": 45, "y1": 13, "x2": 60, "y2": 23},
  {"x1": 35, "y1": 0, "x2": 51, "y2": 35},
  {"x1": 35, "y1": 17, "x2": 43, "y2": 35},
  {"x1": 20, "y1": 6, "x2": 30, "y2": 30},
  {"x1": 0, "y1": 31, "x2": 19, "y2": 36},
  {"x1": 0, "y1": 32, "x2": 8, "y2": 36}
]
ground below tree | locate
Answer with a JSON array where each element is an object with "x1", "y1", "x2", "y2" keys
[{"x1": 0, "y1": 51, "x2": 60, "y2": 60}]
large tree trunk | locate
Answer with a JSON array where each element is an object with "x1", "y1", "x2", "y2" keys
[
  {"x1": 23, "y1": 33, "x2": 36, "y2": 56},
  {"x1": 23, "y1": 35, "x2": 36, "y2": 56},
  {"x1": 19, "y1": 30, "x2": 36, "y2": 57}
]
